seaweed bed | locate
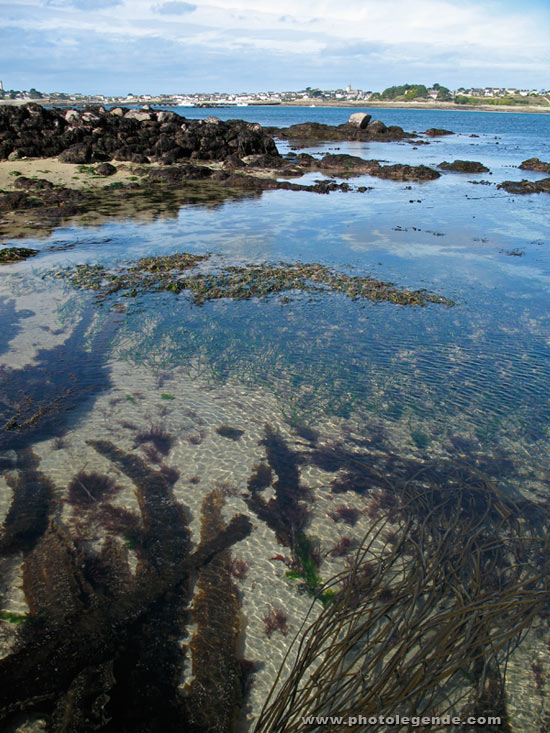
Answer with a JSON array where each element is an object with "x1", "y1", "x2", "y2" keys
[
  {"x1": 52, "y1": 253, "x2": 454, "y2": 307},
  {"x1": 0, "y1": 421, "x2": 549, "y2": 731}
]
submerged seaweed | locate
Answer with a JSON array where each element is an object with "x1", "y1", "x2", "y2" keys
[
  {"x1": 0, "y1": 306, "x2": 120, "y2": 454},
  {"x1": 53, "y1": 256, "x2": 454, "y2": 307},
  {"x1": 0, "y1": 441, "x2": 252, "y2": 731}
]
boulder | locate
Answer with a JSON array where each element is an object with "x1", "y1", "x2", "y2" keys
[
  {"x1": 366, "y1": 120, "x2": 387, "y2": 134},
  {"x1": 424, "y1": 128, "x2": 453, "y2": 137},
  {"x1": 110, "y1": 107, "x2": 124, "y2": 117},
  {"x1": 124, "y1": 110, "x2": 153, "y2": 122},
  {"x1": 348, "y1": 113, "x2": 371, "y2": 129},
  {"x1": 438, "y1": 160, "x2": 489, "y2": 173},
  {"x1": 204, "y1": 116, "x2": 221, "y2": 125},
  {"x1": 94, "y1": 163, "x2": 117, "y2": 176},
  {"x1": 64, "y1": 109, "x2": 80, "y2": 124},
  {"x1": 59, "y1": 144, "x2": 92, "y2": 164},
  {"x1": 519, "y1": 158, "x2": 550, "y2": 173},
  {"x1": 13, "y1": 176, "x2": 55, "y2": 191}
]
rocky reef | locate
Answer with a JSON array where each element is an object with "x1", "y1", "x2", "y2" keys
[{"x1": 0, "y1": 104, "x2": 278, "y2": 164}]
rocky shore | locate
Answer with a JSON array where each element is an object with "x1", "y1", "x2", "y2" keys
[{"x1": 0, "y1": 104, "x2": 547, "y2": 243}]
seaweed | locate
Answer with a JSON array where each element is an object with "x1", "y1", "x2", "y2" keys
[
  {"x1": 133, "y1": 423, "x2": 173, "y2": 456},
  {"x1": 0, "y1": 306, "x2": 120, "y2": 453},
  {"x1": 185, "y1": 489, "x2": 252, "y2": 732},
  {"x1": 216, "y1": 424, "x2": 245, "y2": 441},
  {"x1": 0, "y1": 448, "x2": 56, "y2": 555},
  {"x1": 262, "y1": 608, "x2": 289, "y2": 638},
  {"x1": 255, "y1": 463, "x2": 549, "y2": 732},
  {"x1": 67, "y1": 470, "x2": 121, "y2": 508},
  {"x1": 0, "y1": 441, "x2": 252, "y2": 731},
  {"x1": 328, "y1": 505, "x2": 360, "y2": 526}
]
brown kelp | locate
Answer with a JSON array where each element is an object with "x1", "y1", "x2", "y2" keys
[
  {"x1": 53, "y1": 256, "x2": 454, "y2": 307},
  {"x1": 254, "y1": 464, "x2": 550, "y2": 732},
  {"x1": 0, "y1": 441, "x2": 252, "y2": 731},
  {"x1": 185, "y1": 488, "x2": 252, "y2": 732}
]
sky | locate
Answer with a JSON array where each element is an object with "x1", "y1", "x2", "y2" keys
[{"x1": 1, "y1": 0, "x2": 548, "y2": 94}]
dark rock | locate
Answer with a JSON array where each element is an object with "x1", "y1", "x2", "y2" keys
[
  {"x1": 0, "y1": 103, "x2": 278, "y2": 165},
  {"x1": 246, "y1": 154, "x2": 284, "y2": 168},
  {"x1": 268, "y1": 120, "x2": 410, "y2": 143},
  {"x1": 438, "y1": 160, "x2": 489, "y2": 173},
  {"x1": 146, "y1": 164, "x2": 214, "y2": 183},
  {"x1": 519, "y1": 158, "x2": 550, "y2": 173},
  {"x1": 424, "y1": 128, "x2": 453, "y2": 136},
  {"x1": 0, "y1": 191, "x2": 37, "y2": 212},
  {"x1": 94, "y1": 163, "x2": 117, "y2": 176},
  {"x1": 366, "y1": 120, "x2": 387, "y2": 134},
  {"x1": 59, "y1": 144, "x2": 93, "y2": 164},
  {"x1": 13, "y1": 176, "x2": 55, "y2": 191},
  {"x1": 497, "y1": 178, "x2": 550, "y2": 194},
  {"x1": 0, "y1": 247, "x2": 39, "y2": 263},
  {"x1": 223, "y1": 154, "x2": 246, "y2": 169}
]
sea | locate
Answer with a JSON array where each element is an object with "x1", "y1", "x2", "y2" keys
[{"x1": 0, "y1": 106, "x2": 549, "y2": 731}]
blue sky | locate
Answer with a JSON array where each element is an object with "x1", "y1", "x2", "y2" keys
[{"x1": 1, "y1": 0, "x2": 548, "y2": 93}]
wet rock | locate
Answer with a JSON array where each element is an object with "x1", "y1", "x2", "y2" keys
[
  {"x1": 366, "y1": 119, "x2": 387, "y2": 134},
  {"x1": 348, "y1": 112, "x2": 371, "y2": 129},
  {"x1": 246, "y1": 153, "x2": 284, "y2": 168},
  {"x1": 13, "y1": 176, "x2": 55, "y2": 191},
  {"x1": 0, "y1": 191, "x2": 37, "y2": 212},
  {"x1": 497, "y1": 178, "x2": 550, "y2": 194},
  {"x1": 94, "y1": 162, "x2": 117, "y2": 176},
  {"x1": 0, "y1": 247, "x2": 39, "y2": 263},
  {"x1": 267, "y1": 120, "x2": 409, "y2": 143},
  {"x1": 438, "y1": 160, "x2": 489, "y2": 173},
  {"x1": 222, "y1": 154, "x2": 246, "y2": 169},
  {"x1": 424, "y1": 128, "x2": 453, "y2": 136},
  {"x1": 519, "y1": 158, "x2": 550, "y2": 173}
]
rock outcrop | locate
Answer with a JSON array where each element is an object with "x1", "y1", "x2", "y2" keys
[
  {"x1": 438, "y1": 160, "x2": 489, "y2": 173},
  {"x1": 265, "y1": 120, "x2": 411, "y2": 143},
  {"x1": 519, "y1": 158, "x2": 550, "y2": 173},
  {"x1": 497, "y1": 178, "x2": 550, "y2": 194},
  {"x1": 0, "y1": 103, "x2": 279, "y2": 164}
]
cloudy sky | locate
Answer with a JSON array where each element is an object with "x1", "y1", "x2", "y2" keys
[{"x1": 1, "y1": 0, "x2": 548, "y2": 93}]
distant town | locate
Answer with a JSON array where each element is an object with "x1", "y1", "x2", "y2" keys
[{"x1": 1, "y1": 80, "x2": 549, "y2": 108}]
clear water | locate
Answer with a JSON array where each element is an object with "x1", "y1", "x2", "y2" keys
[{"x1": 1, "y1": 106, "x2": 550, "y2": 729}]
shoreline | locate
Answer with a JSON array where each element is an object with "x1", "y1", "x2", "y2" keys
[{"x1": 1, "y1": 98, "x2": 549, "y2": 115}]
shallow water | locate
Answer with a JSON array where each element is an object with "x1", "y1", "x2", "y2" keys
[{"x1": 0, "y1": 107, "x2": 549, "y2": 730}]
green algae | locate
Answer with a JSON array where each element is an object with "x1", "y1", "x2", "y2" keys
[{"x1": 52, "y1": 253, "x2": 454, "y2": 307}]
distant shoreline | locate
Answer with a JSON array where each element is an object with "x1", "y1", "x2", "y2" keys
[
  {"x1": 1, "y1": 98, "x2": 549, "y2": 114},
  {"x1": 278, "y1": 100, "x2": 550, "y2": 114}
]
